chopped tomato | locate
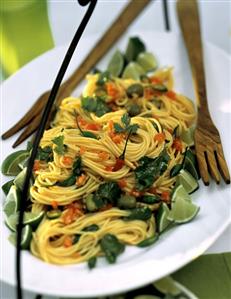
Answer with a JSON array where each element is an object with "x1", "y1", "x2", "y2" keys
[
  {"x1": 172, "y1": 137, "x2": 183, "y2": 152},
  {"x1": 108, "y1": 120, "x2": 114, "y2": 132},
  {"x1": 106, "y1": 82, "x2": 119, "y2": 100},
  {"x1": 113, "y1": 158, "x2": 125, "y2": 171},
  {"x1": 99, "y1": 203, "x2": 113, "y2": 211},
  {"x1": 63, "y1": 236, "x2": 72, "y2": 248},
  {"x1": 118, "y1": 179, "x2": 127, "y2": 189},
  {"x1": 79, "y1": 146, "x2": 87, "y2": 155},
  {"x1": 150, "y1": 76, "x2": 162, "y2": 84},
  {"x1": 161, "y1": 191, "x2": 170, "y2": 202},
  {"x1": 105, "y1": 165, "x2": 114, "y2": 172},
  {"x1": 144, "y1": 87, "x2": 154, "y2": 99},
  {"x1": 77, "y1": 117, "x2": 87, "y2": 126},
  {"x1": 84, "y1": 123, "x2": 101, "y2": 131},
  {"x1": 154, "y1": 132, "x2": 165, "y2": 143},
  {"x1": 33, "y1": 160, "x2": 40, "y2": 171},
  {"x1": 130, "y1": 189, "x2": 143, "y2": 197},
  {"x1": 62, "y1": 202, "x2": 83, "y2": 225},
  {"x1": 111, "y1": 133, "x2": 124, "y2": 144},
  {"x1": 166, "y1": 90, "x2": 176, "y2": 100},
  {"x1": 51, "y1": 200, "x2": 58, "y2": 209},
  {"x1": 98, "y1": 151, "x2": 110, "y2": 161},
  {"x1": 63, "y1": 156, "x2": 73, "y2": 166},
  {"x1": 76, "y1": 174, "x2": 87, "y2": 187},
  {"x1": 149, "y1": 187, "x2": 158, "y2": 194}
]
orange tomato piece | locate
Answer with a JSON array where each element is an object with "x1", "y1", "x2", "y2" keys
[
  {"x1": 150, "y1": 76, "x2": 162, "y2": 84},
  {"x1": 161, "y1": 191, "x2": 170, "y2": 202},
  {"x1": 79, "y1": 146, "x2": 87, "y2": 155},
  {"x1": 63, "y1": 236, "x2": 73, "y2": 248},
  {"x1": 76, "y1": 174, "x2": 87, "y2": 187},
  {"x1": 166, "y1": 90, "x2": 176, "y2": 100},
  {"x1": 63, "y1": 156, "x2": 73, "y2": 166},
  {"x1": 33, "y1": 160, "x2": 40, "y2": 171},
  {"x1": 98, "y1": 151, "x2": 110, "y2": 161},
  {"x1": 105, "y1": 165, "x2": 114, "y2": 172},
  {"x1": 154, "y1": 132, "x2": 166, "y2": 143},
  {"x1": 172, "y1": 138, "x2": 183, "y2": 152},
  {"x1": 118, "y1": 179, "x2": 127, "y2": 189},
  {"x1": 106, "y1": 82, "x2": 119, "y2": 99},
  {"x1": 84, "y1": 123, "x2": 101, "y2": 131}
]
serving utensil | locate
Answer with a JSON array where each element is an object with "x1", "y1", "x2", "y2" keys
[
  {"x1": 2, "y1": 0, "x2": 151, "y2": 148},
  {"x1": 177, "y1": 0, "x2": 230, "y2": 185}
]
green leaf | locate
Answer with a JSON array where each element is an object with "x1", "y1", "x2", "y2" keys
[
  {"x1": 72, "y1": 157, "x2": 82, "y2": 176},
  {"x1": 100, "y1": 234, "x2": 125, "y2": 264},
  {"x1": 125, "y1": 207, "x2": 152, "y2": 221},
  {"x1": 170, "y1": 164, "x2": 182, "y2": 177},
  {"x1": 36, "y1": 146, "x2": 53, "y2": 162},
  {"x1": 125, "y1": 37, "x2": 146, "y2": 62},
  {"x1": 82, "y1": 131, "x2": 97, "y2": 139},
  {"x1": 96, "y1": 71, "x2": 111, "y2": 86},
  {"x1": 121, "y1": 113, "x2": 131, "y2": 129},
  {"x1": 113, "y1": 123, "x2": 125, "y2": 133},
  {"x1": 83, "y1": 224, "x2": 99, "y2": 232},
  {"x1": 142, "y1": 195, "x2": 161, "y2": 204},
  {"x1": 128, "y1": 124, "x2": 139, "y2": 134},
  {"x1": 137, "y1": 234, "x2": 159, "y2": 247},
  {"x1": 52, "y1": 136, "x2": 66, "y2": 155},
  {"x1": 81, "y1": 96, "x2": 111, "y2": 117},
  {"x1": 88, "y1": 256, "x2": 97, "y2": 269},
  {"x1": 57, "y1": 175, "x2": 76, "y2": 187}
]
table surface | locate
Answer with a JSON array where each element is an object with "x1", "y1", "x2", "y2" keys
[{"x1": 1, "y1": 0, "x2": 231, "y2": 298}]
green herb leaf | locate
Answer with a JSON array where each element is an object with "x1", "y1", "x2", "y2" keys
[
  {"x1": 52, "y1": 136, "x2": 66, "y2": 155},
  {"x1": 82, "y1": 131, "x2": 98, "y2": 139},
  {"x1": 113, "y1": 123, "x2": 125, "y2": 134},
  {"x1": 83, "y1": 224, "x2": 99, "y2": 232},
  {"x1": 72, "y1": 157, "x2": 82, "y2": 176},
  {"x1": 100, "y1": 234, "x2": 125, "y2": 264},
  {"x1": 170, "y1": 164, "x2": 182, "y2": 177},
  {"x1": 135, "y1": 149, "x2": 170, "y2": 190},
  {"x1": 81, "y1": 96, "x2": 111, "y2": 117},
  {"x1": 137, "y1": 234, "x2": 159, "y2": 247},
  {"x1": 128, "y1": 123, "x2": 139, "y2": 134},
  {"x1": 96, "y1": 71, "x2": 111, "y2": 86},
  {"x1": 125, "y1": 207, "x2": 152, "y2": 221},
  {"x1": 88, "y1": 256, "x2": 97, "y2": 269},
  {"x1": 142, "y1": 195, "x2": 161, "y2": 204},
  {"x1": 121, "y1": 113, "x2": 131, "y2": 129},
  {"x1": 57, "y1": 175, "x2": 76, "y2": 187},
  {"x1": 36, "y1": 146, "x2": 53, "y2": 162}
]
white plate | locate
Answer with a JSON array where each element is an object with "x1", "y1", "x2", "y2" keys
[{"x1": 1, "y1": 32, "x2": 231, "y2": 298}]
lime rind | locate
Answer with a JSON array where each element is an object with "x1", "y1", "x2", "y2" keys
[
  {"x1": 8, "y1": 225, "x2": 32, "y2": 250},
  {"x1": 180, "y1": 125, "x2": 195, "y2": 146},
  {"x1": 176, "y1": 169, "x2": 199, "y2": 194},
  {"x1": 156, "y1": 203, "x2": 172, "y2": 233},
  {"x1": 2, "y1": 179, "x2": 14, "y2": 195},
  {"x1": 3, "y1": 185, "x2": 21, "y2": 217},
  {"x1": 14, "y1": 167, "x2": 27, "y2": 190},
  {"x1": 122, "y1": 62, "x2": 145, "y2": 80},
  {"x1": 1, "y1": 150, "x2": 29, "y2": 176},
  {"x1": 172, "y1": 184, "x2": 191, "y2": 203}
]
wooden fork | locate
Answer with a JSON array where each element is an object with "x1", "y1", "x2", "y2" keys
[
  {"x1": 177, "y1": 0, "x2": 230, "y2": 185},
  {"x1": 1, "y1": 0, "x2": 151, "y2": 148}
]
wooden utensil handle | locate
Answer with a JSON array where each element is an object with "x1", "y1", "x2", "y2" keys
[
  {"x1": 177, "y1": 0, "x2": 209, "y2": 113},
  {"x1": 61, "y1": 0, "x2": 151, "y2": 94}
]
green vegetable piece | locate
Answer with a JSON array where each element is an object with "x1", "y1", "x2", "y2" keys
[
  {"x1": 2, "y1": 180, "x2": 14, "y2": 195},
  {"x1": 135, "y1": 150, "x2": 170, "y2": 190},
  {"x1": 142, "y1": 195, "x2": 161, "y2": 204},
  {"x1": 85, "y1": 194, "x2": 98, "y2": 212},
  {"x1": 114, "y1": 123, "x2": 125, "y2": 133},
  {"x1": 170, "y1": 164, "x2": 182, "y2": 177},
  {"x1": 126, "y1": 84, "x2": 144, "y2": 98},
  {"x1": 96, "y1": 181, "x2": 121, "y2": 205},
  {"x1": 122, "y1": 62, "x2": 145, "y2": 80},
  {"x1": 107, "y1": 50, "x2": 124, "y2": 77},
  {"x1": 126, "y1": 207, "x2": 152, "y2": 221},
  {"x1": 52, "y1": 135, "x2": 66, "y2": 155},
  {"x1": 81, "y1": 96, "x2": 111, "y2": 117},
  {"x1": 125, "y1": 37, "x2": 146, "y2": 62},
  {"x1": 37, "y1": 146, "x2": 53, "y2": 162},
  {"x1": 96, "y1": 71, "x2": 111, "y2": 86},
  {"x1": 136, "y1": 51, "x2": 158, "y2": 72},
  {"x1": 83, "y1": 224, "x2": 99, "y2": 232},
  {"x1": 140, "y1": 74, "x2": 151, "y2": 83},
  {"x1": 88, "y1": 256, "x2": 97, "y2": 269},
  {"x1": 152, "y1": 84, "x2": 168, "y2": 92},
  {"x1": 1, "y1": 150, "x2": 29, "y2": 176},
  {"x1": 117, "y1": 195, "x2": 136, "y2": 209},
  {"x1": 137, "y1": 234, "x2": 159, "y2": 247},
  {"x1": 82, "y1": 131, "x2": 97, "y2": 139},
  {"x1": 121, "y1": 113, "x2": 131, "y2": 128},
  {"x1": 72, "y1": 157, "x2": 82, "y2": 176},
  {"x1": 47, "y1": 210, "x2": 61, "y2": 219},
  {"x1": 127, "y1": 104, "x2": 141, "y2": 117},
  {"x1": 183, "y1": 149, "x2": 200, "y2": 180},
  {"x1": 100, "y1": 234, "x2": 125, "y2": 264},
  {"x1": 151, "y1": 121, "x2": 160, "y2": 133},
  {"x1": 57, "y1": 175, "x2": 76, "y2": 187},
  {"x1": 73, "y1": 234, "x2": 81, "y2": 244},
  {"x1": 172, "y1": 125, "x2": 179, "y2": 138}
]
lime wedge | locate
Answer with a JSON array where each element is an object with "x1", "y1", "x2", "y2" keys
[
  {"x1": 1, "y1": 150, "x2": 29, "y2": 176},
  {"x1": 107, "y1": 50, "x2": 124, "y2": 77},
  {"x1": 156, "y1": 203, "x2": 172, "y2": 233},
  {"x1": 125, "y1": 37, "x2": 146, "y2": 62},
  {"x1": 183, "y1": 150, "x2": 199, "y2": 180},
  {"x1": 171, "y1": 184, "x2": 191, "y2": 203},
  {"x1": 5, "y1": 213, "x2": 19, "y2": 232},
  {"x1": 2, "y1": 179, "x2": 14, "y2": 195},
  {"x1": 168, "y1": 190, "x2": 200, "y2": 224},
  {"x1": 181, "y1": 125, "x2": 195, "y2": 146},
  {"x1": 47, "y1": 210, "x2": 62, "y2": 219},
  {"x1": 136, "y1": 52, "x2": 158, "y2": 72},
  {"x1": 23, "y1": 211, "x2": 45, "y2": 228},
  {"x1": 176, "y1": 169, "x2": 199, "y2": 194},
  {"x1": 3, "y1": 185, "x2": 21, "y2": 217},
  {"x1": 8, "y1": 224, "x2": 32, "y2": 250},
  {"x1": 14, "y1": 167, "x2": 27, "y2": 190},
  {"x1": 122, "y1": 62, "x2": 145, "y2": 80},
  {"x1": 153, "y1": 276, "x2": 181, "y2": 296}
]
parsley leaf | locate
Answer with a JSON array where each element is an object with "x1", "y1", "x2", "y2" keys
[
  {"x1": 121, "y1": 113, "x2": 131, "y2": 128},
  {"x1": 52, "y1": 135, "x2": 66, "y2": 155},
  {"x1": 81, "y1": 96, "x2": 111, "y2": 117},
  {"x1": 36, "y1": 146, "x2": 53, "y2": 162}
]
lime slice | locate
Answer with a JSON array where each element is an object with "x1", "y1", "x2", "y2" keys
[
  {"x1": 156, "y1": 203, "x2": 172, "y2": 233},
  {"x1": 153, "y1": 276, "x2": 181, "y2": 296},
  {"x1": 176, "y1": 169, "x2": 199, "y2": 194},
  {"x1": 5, "y1": 213, "x2": 19, "y2": 232},
  {"x1": 125, "y1": 37, "x2": 146, "y2": 62},
  {"x1": 8, "y1": 224, "x2": 32, "y2": 250},
  {"x1": 18, "y1": 157, "x2": 29, "y2": 170},
  {"x1": 168, "y1": 191, "x2": 200, "y2": 224},
  {"x1": 136, "y1": 52, "x2": 158, "y2": 72},
  {"x1": 107, "y1": 50, "x2": 124, "y2": 77},
  {"x1": 47, "y1": 210, "x2": 62, "y2": 219},
  {"x1": 14, "y1": 167, "x2": 27, "y2": 190},
  {"x1": 122, "y1": 62, "x2": 145, "y2": 80},
  {"x1": 181, "y1": 125, "x2": 195, "y2": 146},
  {"x1": 2, "y1": 179, "x2": 14, "y2": 195},
  {"x1": 23, "y1": 211, "x2": 45, "y2": 228},
  {"x1": 183, "y1": 151, "x2": 199, "y2": 180},
  {"x1": 3, "y1": 185, "x2": 21, "y2": 217},
  {"x1": 1, "y1": 150, "x2": 29, "y2": 176},
  {"x1": 171, "y1": 184, "x2": 191, "y2": 203}
]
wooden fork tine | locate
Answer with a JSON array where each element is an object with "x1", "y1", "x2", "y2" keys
[
  {"x1": 2, "y1": 93, "x2": 47, "y2": 139},
  {"x1": 195, "y1": 144, "x2": 210, "y2": 185},
  {"x1": 216, "y1": 145, "x2": 231, "y2": 184},
  {"x1": 12, "y1": 113, "x2": 41, "y2": 148},
  {"x1": 206, "y1": 149, "x2": 220, "y2": 184}
]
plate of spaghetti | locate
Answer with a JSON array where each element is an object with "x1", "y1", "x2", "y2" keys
[{"x1": 1, "y1": 32, "x2": 231, "y2": 298}]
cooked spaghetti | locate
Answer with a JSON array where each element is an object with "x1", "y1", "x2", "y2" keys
[{"x1": 27, "y1": 67, "x2": 196, "y2": 265}]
